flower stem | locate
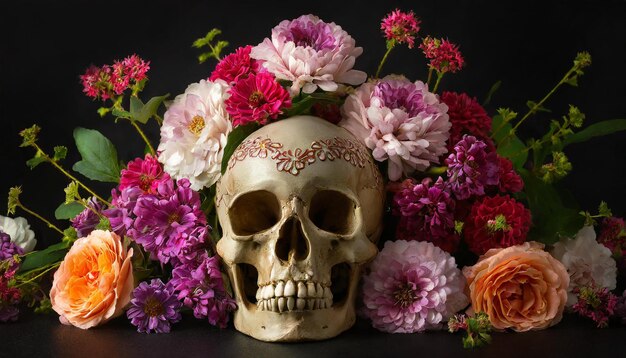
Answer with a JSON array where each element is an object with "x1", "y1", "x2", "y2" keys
[
  {"x1": 432, "y1": 72, "x2": 445, "y2": 93},
  {"x1": 16, "y1": 262, "x2": 61, "y2": 287},
  {"x1": 153, "y1": 114, "x2": 163, "y2": 126},
  {"x1": 129, "y1": 120, "x2": 156, "y2": 155},
  {"x1": 375, "y1": 44, "x2": 395, "y2": 79},
  {"x1": 426, "y1": 68, "x2": 433, "y2": 87},
  {"x1": 33, "y1": 144, "x2": 110, "y2": 206},
  {"x1": 17, "y1": 203, "x2": 64, "y2": 235},
  {"x1": 498, "y1": 66, "x2": 579, "y2": 146}
]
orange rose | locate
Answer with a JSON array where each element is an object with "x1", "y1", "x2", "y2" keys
[
  {"x1": 50, "y1": 230, "x2": 134, "y2": 329},
  {"x1": 462, "y1": 241, "x2": 569, "y2": 332}
]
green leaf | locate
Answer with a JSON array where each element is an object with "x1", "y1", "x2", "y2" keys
[
  {"x1": 26, "y1": 151, "x2": 47, "y2": 169},
  {"x1": 72, "y1": 127, "x2": 121, "y2": 183},
  {"x1": 111, "y1": 108, "x2": 132, "y2": 119},
  {"x1": 562, "y1": 119, "x2": 626, "y2": 147},
  {"x1": 18, "y1": 241, "x2": 70, "y2": 273},
  {"x1": 220, "y1": 123, "x2": 260, "y2": 174},
  {"x1": 526, "y1": 100, "x2": 551, "y2": 113},
  {"x1": 520, "y1": 169, "x2": 584, "y2": 244},
  {"x1": 482, "y1": 80, "x2": 501, "y2": 106},
  {"x1": 53, "y1": 146, "x2": 68, "y2": 161},
  {"x1": 129, "y1": 94, "x2": 169, "y2": 124},
  {"x1": 54, "y1": 202, "x2": 84, "y2": 220},
  {"x1": 491, "y1": 115, "x2": 528, "y2": 169}
]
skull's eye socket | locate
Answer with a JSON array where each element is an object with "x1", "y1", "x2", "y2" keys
[
  {"x1": 229, "y1": 190, "x2": 281, "y2": 235},
  {"x1": 308, "y1": 190, "x2": 356, "y2": 235}
]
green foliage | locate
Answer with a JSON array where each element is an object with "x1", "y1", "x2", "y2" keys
[
  {"x1": 562, "y1": 119, "x2": 626, "y2": 147},
  {"x1": 193, "y1": 28, "x2": 229, "y2": 63},
  {"x1": 520, "y1": 169, "x2": 584, "y2": 244},
  {"x1": 19, "y1": 125, "x2": 41, "y2": 147},
  {"x1": 53, "y1": 146, "x2": 68, "y2": 161},
  {"x1": 95, "y1": 216, "x2": 111, "y2": 231},
  {"x1": 72, "y1": 127, "x2": 122, "y2": 183},
  {"x1": 580, "y1": 201, "x2": 613, "y2": 226},
  {"x1": 539, "y1": 151, "x2": 572, "y2": 183},
  {"x1": 54, "y1": 202, "x2": 84, "y2": 220},
  {"x1": 283, "y1": 92, "x2": 344, "y2": 118},
  {"x1": 526, "y1": 100, "x2": 551, "y2": 113},
  {"x1": 34, "y1": 297, "x2": 53, "y2": 314},
  {"x1": 18, "y1": 241, "x2": 70, "y2": 273},
  {"x1": 482, "y1": 80, "x2": 501, "y2": 106},
  {"x1": 220, "y1": 123, "x2": 261, "y2": 174},
  {"x1": 26, "y1": 150, "x2": 47, "y2": 169},
  {"x1": 62, "y1": 227, "x2": 78, "y2": 245},
  {"x1": 491, "y1": 109, "x2": 528, "y2": 169},
  {"x1": 64, "y1": 181, "x2": 80, "y2": 204},
  {"x1": 129, "y1": 94, "x2": 169, "y2": 124},
  {"x1": 7, "y1": 186, "x2": 22, "y2": 215}
]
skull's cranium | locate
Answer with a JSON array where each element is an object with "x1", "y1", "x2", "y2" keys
[{"x1": 216, "y1": 116, "x2": 384, "y2": 341}]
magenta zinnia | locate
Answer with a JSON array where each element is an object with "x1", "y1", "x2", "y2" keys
[
  {"x1": 381, "y1": 9, "x2": 421, "y2": 48},
  {"x1": 361, "y1": 240, "x2": 468, "y2": 333},
  {"x1": 225, "y1": 72, "x2": 291, "y2": 127},
  {"x1": 119, "y1": 154, "x2": 171, "y2": 194},
  {"x1": 210, "y1": 45, "x2": 260, "y2": 84},
  {"x1": 126, "y1": 279, "x2": 182, "y2": 334}
]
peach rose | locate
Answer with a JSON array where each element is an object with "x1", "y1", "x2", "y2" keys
[
  {"x1": 462, "y1": 241, "x2": 569, "y2": 332},
  {"x1": 50, "y1": 230, "x2": 134, "y2": 329}
]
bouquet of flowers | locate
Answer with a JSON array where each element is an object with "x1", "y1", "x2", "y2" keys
[{"x1": 2, "y1": 9, "x2": 626, "y2": 346}]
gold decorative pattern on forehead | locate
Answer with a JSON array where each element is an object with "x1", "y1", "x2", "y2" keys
[{"x1": 228, "y1": 136, "x2": 372, "y2": 175}]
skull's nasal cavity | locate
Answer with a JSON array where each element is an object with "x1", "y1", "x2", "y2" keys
[{"x1": 275, "y1": 217, "x2": 309, "y2": 262}]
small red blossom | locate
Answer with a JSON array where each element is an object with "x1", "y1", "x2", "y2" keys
[
  {"x1": 119, "y1": 154, "x2": 171, "y2": 194},
  {"x1": 226, "y1": 72, "x2": 291, "y2": 127},
  {"x1": 572, "y1": 285, "x2": 618, "y2": 328},
  {"x1": 210, "y1": 45, "x2": 260, "y2": 84},
  {"x1": 598, "y1": 216, "x2": 626, "y2": 274},
  {"x1": 441, "y1": 91, "x2": 492, "y2": 152},
  {"x1": 79, "y1": 54, "x2": 150, "y2": 101},
  {"x1": 381, "y1": 9, "x2": 421, "y2": 48},
  {"x1": 420, "y1": 37, "x2": 465, "y2": 73},
  {"x1": 496, "y1": 156, "x2": 524, "y2": 193},
  {"x1": 463, "y1": 195, "x2": 531, "y2": 255}
]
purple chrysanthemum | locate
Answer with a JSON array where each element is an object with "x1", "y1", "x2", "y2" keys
[
  {"x1": 361, "y1": 240, "x2": 468, "y2": 333},
  {"x1": 131, "y1": 178, "x2": 206, "y2": 264},
  {"x1": 70, "y1": 197, "x2": 103, "y2": 238},
  {"x1": 445, "y1": 135, "x2": 499, "y2": 200},
  {"x1": 0, "y1": 232, "x2": 23, "y2": 261},
  {"x1": 393, "y1": 177, "x2": 459, "y2": 253},
  {"x1": 165, "y1": 225, "x2": 209, "y2": 268},
  {"x1": 126, "y1": 279, "x2": 182, "y2": 333},
  {"x1": 170, "y1": 256, "x2": 236, "y2": 328},
  {"x1": 103, "y1": 186, "x2": 144, "y2": 238}
]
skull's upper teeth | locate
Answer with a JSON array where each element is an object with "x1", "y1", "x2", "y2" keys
[{"x1": 256, "y1": 280, "x2": 332, "y2": 312}]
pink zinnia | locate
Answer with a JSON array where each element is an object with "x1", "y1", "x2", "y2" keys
[
  {"x1": 361, "y1": 240, "x2": 468, "y2": 333},
  {"x1": 225, "y1": 72, "x2": 291, "y2": 127},
  {"x1": 381, "y1": 9, "x2": 421, "y2": 48},
  {"x1": 420, "y1": 37, "x2": 465, "y2": 73},
  {"x1": 120, "y1": 154, "x2": 171, "y2": 194},
  {"x1": 210, "y1": 46, "x2": 260, "y2": 84}
]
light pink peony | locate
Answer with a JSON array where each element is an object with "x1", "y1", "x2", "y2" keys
[
  {"x1": 250, "y1": 14, "x2": 367, "y2": 95},
  {"x1": 158, "y1": 79, "x2": 232, "y2": 190},
  {"x1": 362, "y1": 240, "x2": 468, "y2": 333},
  {"x1": 340, "y1": 76, "x2": 450, "y2": 181}
]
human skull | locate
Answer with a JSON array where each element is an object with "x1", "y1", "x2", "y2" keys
[{"x1": 216, "y1": 116, "x2": 384, "y2": 341}]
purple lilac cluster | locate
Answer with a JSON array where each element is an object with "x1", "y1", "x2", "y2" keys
[
  {"x1": 0, "y1": 232, "x2": 22, "y2": 322},
  {"x1": 70, "y1": 197, "x2": 103, "y2": 238},
  {"x1": 445, "y1": 135, "x2": 499, "y2": 200},
  {"x1": 170, "y1": 255, "x2": 237, "y2": 328}
]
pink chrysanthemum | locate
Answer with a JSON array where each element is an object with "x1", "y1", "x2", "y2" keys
[
  {"x1": 463, "y1": 195, "x2": 531, "y2": 255},
  {"x1": 420, "y1": 37, "x2": 465, "y2": 73},
  {"x1": 362, "y1": 240, "x2": 468, "y2": 333},
  {"x1": 393, "y1": 177, "x2": 459, "y2": 253},
  {"x1": 120, "y1": 154, "x2": 171, "y2": 194},
  {"x1": 381, "y1": 9, "x2": 421, "y2": 48},
  {"x1": 340, "y1": 76, "x2": 450, "y2": 181},
  {"x1": 225, "y1": 72, "x2": 291, "y2": 127},
  {"x1": 210, "y1": 45, "x2": 260, "y2": 84},
  {"x1": 251, "y1": 14, "x2": 367, "y2": 95}
]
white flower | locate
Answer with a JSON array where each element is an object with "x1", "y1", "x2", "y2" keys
[
  {"x1": 157, "y1": 79, "x2": 232, "y2": 190},
  {"x1": 551, "y1": 226, "x2": 617, "y2": 306},
  {"x1": 0, "y1": 215, "x2": 36, "y2": 253},
  {"x1": 251, "y1": 14, "x2": 366, "y2": 95}
]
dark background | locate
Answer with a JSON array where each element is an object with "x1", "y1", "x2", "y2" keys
[{"x1": 1, "y1": 0, "x2": 625, "y2": 251}]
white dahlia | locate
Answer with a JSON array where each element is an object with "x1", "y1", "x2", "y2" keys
[{"x1": 157, "y1": 79, "x2": 232, "y2": 190}]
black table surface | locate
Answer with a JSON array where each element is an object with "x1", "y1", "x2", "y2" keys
[{"x1": 2, "y1": 310, "x2": 625, "y2": 358}]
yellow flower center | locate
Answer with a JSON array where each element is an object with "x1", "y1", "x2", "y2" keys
[
  {"x1": 188, "y1": 115, "x2": 206, "y2": 135},
  {"x1": 248, "y1": 91, "x2": 264, "y2": 107},
  {"x1": 143, "y1": 296, "x2": 164, "y2": 317},
  {"x1": 393, "y1": 283, "x2": 416, "y2": 308}
]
